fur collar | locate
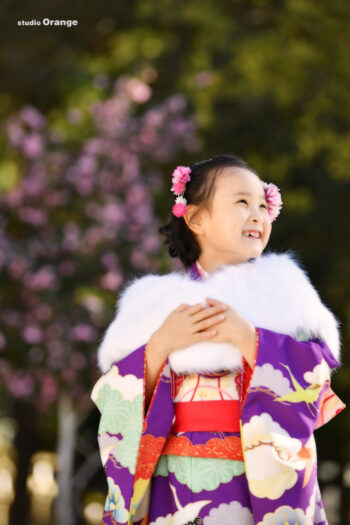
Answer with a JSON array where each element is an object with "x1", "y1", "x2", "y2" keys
[{"x1": 96, "y1": 250, "x2": 342, "y2": 375}]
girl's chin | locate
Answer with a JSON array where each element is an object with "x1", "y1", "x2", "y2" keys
[
  {"x1": 243, "y1": 243, "x2": 263, "y2": 256},
  {"x1": 242, "y1": 236, "x2": 263, "y2": 248}
]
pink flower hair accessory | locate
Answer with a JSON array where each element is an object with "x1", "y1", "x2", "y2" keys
[
  {"x1": 170, "y1": 164, "x2": 283, "y2": 222},
  {"x1": 171, "y1": 165, "x2": 191, "y2": 217},
  {"x1": 261, "y1": 181, "x2": 283, "y2": 222}
]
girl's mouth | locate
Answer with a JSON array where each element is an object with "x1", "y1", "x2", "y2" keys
[{"x1": 242, "y1": 232, "x2": 262, "y2": 240}]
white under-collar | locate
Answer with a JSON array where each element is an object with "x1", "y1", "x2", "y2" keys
[{"x1": 195, "y1": 259, "x2": 210, "y2": 280}]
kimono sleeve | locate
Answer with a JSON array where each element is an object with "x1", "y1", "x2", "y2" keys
[
  {"x1": 240, "y1": 327, "x2": 346, "y2": 524},
  {"x1": 90, "y1": 344, "x2": 147, "y2": 523},
  {"x1": 90, "y1": 343, "x2": 175, "y2": 523},
  {"x1": 242, "y1": 327, "x2": 346, "y2": 432}
]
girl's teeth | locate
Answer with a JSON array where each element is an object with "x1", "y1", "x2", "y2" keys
[{"x1": 243, "y1": 232, "x2": 260, "y2": 238}]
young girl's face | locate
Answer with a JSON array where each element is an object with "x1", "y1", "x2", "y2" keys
[{"x1": 186, "y1": 167, "x2": 272, "y2": 266}]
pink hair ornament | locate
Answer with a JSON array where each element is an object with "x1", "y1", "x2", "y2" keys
[{"x1": 170, "y1": 164, "x2": 283, "y2": 222}]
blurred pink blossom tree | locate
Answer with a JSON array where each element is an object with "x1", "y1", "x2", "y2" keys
[
  {"x1": 0, "y1": 73, "x2": 199, "y2": 524},
  {"x1": 1, "y1": 74, "x2": 199, "y2": 411}
]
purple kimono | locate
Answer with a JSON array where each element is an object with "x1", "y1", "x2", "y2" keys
[{"x1": 91, "y1": 261, "x2": 346, "y2": 525}]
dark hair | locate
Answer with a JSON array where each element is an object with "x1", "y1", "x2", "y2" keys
[{"x1": 158, "y1": 153, "x2": 260, "y2": 269}]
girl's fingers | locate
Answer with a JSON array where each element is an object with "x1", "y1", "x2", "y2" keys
[
  {"x1": 206, "y1": 297, "x2": 226, "y2": 307},
  {"x1": 188, "y1": 303, "x2": 207, "y2": 314},
  {"x1": 192, "y1": 304, "x2": 225, "y2": 323},
  {"x1": 195, "y1": 312, "x2": 226, "y2": 332}
]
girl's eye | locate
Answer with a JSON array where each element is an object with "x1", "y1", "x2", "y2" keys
[{"x1": 238, "y1": 199, "x2": 267, "y2": 209}]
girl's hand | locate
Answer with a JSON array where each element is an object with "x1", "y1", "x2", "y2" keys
[
  {"x1": 151, "y1": 301, "x2": 229, "y2": 356},
  {"x1": 204, "y1": 297, "x2": 257, "y2": 367}
]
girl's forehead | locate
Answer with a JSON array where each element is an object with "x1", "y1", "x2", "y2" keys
[{"x1": 216, "y1": 168, "x2": 264, "y2": 196}]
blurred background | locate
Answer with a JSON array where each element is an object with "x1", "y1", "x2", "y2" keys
[{"x1": 0, "y1": 1, "x2": 349, "y2": 524}]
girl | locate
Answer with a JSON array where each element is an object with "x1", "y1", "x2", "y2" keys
[{"x1": 91, "y1": 154, "x2": 346, "y2": 525}]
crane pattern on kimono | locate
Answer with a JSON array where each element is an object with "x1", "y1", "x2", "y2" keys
[
  {"x1": 149, "y1": 483, "x2": 210, "y2": 525},
  {"x1": 274, "y1": 362, "x2": 324, "y2": 417}
]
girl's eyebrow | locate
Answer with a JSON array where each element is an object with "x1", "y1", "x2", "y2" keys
[{"x1": 233, "y1": 191, "x2": 266, "y2": 200}]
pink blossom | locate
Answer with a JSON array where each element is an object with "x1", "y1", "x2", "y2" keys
[
  {"x1": 100, "y1": 271, "x2": 123, "y2": 290},
  {"x1": 139, "y1": 128, "x2": 157, "y2": 146},
  {"x1": 18, "y1": 207, "x2": 47, "y2": 226},
  {"x1": 141, "y1": 234, "x2": 160, "y2": 252},
  {"x1": 100, "y1": 251, "x2": 118, "y2": 270},
  {"x1": 144, "y1": 108, "x2": 164, "y2": 127},
  {"x1": 84, "y1": 138, "x2": 104, "y2": 155},
  {"x1": 167, "y1": 94, "x2": 187, "y2": 112},
  {"x1": 125, "y1": 78, "x2": 152, "y2": 103},
  {"x1": 22, "y1": 175, "x2": 44, "y2": 197},
  {"x1": 22, "y1": 325, "x2": 43, "y2": 344},
  {"x1": 25, "y1": 266, "x2": 57, "y2": 290},
  {"x1": 6, "y1": 121, "x2": 25, "y2": 146},
  {"x1": 19, "y1": 105, "x2": 46, "y2": 130},
  {"x1": 130, "y1": 248, "x2": 150, "y2": 268},
  {"x1": 22, "y1": 133, "x2": 44, "y2": 159},
  {"x1": 84, "y1": 226, "x2": 107, "y2": 249},
  {"x1": 71, "y1": 324, "x2": 97, "y2": 342},
  {"x1": 8, "y1": 372, "x2": 34, "y2": 397},
  {"x1": 129, "y1": 203, "x2": 152, "y2": 225},
  {"x1": 75, "y1": 172, "x2": 95, "y2": 196},
  {"x1": 77, "y1": 155, "x2": 97, "y2": 175},
  {"x1": 126, "y1": 183, "x2": 148, "y2": 206},
  {"x1": 101, "y1": 203, "x2": 124, "y2": 226},
  {"x1": 128, "y1": 224, "x2": 142, "y2": 240}
]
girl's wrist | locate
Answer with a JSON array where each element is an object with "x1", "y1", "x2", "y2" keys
[
  {"x1": 232, "y1": 320, "x2": 256, "y2": 368},
  {"x1": 149, "y1": 331, "x2": 172, "y2": 359}
]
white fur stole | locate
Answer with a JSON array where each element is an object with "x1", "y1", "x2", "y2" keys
[{"x1": 96, "y1": 250, "x2": 342, "y2": 375}]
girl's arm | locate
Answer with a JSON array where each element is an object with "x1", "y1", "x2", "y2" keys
[{"x1": 145, "y1": 333, "x2": 170, "y2": 407}]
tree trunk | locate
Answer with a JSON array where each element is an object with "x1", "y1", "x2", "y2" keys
[
  {"x1": 53, "y1": 391, "x2": 77, "y2": 525},
  {"x1": 9, "y1": 400, "x2": 38, "y2": 525}
]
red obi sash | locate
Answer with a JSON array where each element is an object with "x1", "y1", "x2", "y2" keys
[{"x1": 172, "y1": 399, "x2": 240, "y2": 432}]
